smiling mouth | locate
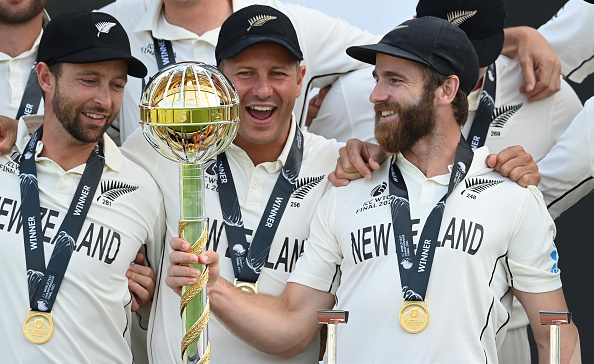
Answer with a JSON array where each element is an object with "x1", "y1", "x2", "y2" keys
[
  {"x1": 83, "y1": 112, "x2": 106, "y2": 120},
  {"x1": 247, "y1": 106, "x2": 275, "y2": 120},
  {"x1": 381, "y1": 110, "x2": 395, "y2": 117}
]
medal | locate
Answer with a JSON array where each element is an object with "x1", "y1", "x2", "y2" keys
[
  {"x1": 23, "y1": 309, "x2": 54, "y2": 344},
  {"x1": 234, "y1": 279, "x2": 258, "y2": 294},
  {"x1": 399, "y1": 300, "x2": 429, "y2": 333}
]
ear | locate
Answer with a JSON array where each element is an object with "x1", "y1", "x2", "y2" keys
[
  {"x1": 435, "y1": 76, "x2": 459, "y2": 106},
  {"x1": 295, "y1": 64, "x2": 306, "y2": 98},
  {"x1": 36, "y1": 62, "x2": 55, "y2": 95}
]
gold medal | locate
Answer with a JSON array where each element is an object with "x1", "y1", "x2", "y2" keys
[
  {"x1": 399, "y1": 300, "x2": 429, "y2": 333},
  {"x1": 23, "y1": 309, "x2": 54, "y2": 344},
  {"x1": 233, "y1": 279, "x2": 258, "y2": 294}
]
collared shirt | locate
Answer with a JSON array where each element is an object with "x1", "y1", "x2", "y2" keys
[{"x1": 289, "y1": 147, "x2": 561, "y2": 363}]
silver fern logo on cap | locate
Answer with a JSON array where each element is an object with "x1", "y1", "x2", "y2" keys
[
  {"x1": 95, "y1": 22, "x2": 116, "y2": 37},
  {"x1": 247, "y1": 15, "x2": 277, "y2": 31},
  {"x1": 447, "y1": 10, "x2": 477, "y2": 27},
  {"x1": 391, "y1": 25, "x2": 409, "y2": 32}
]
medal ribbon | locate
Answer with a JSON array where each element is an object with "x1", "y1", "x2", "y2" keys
[
  {"x1": 467, "y1": 63, "x2": 497, "y2": 149},
  {"x1": 19, "y1": 126, "x2": 105, "y2": 312},
  {"x1": 217, "y1": 127, "x2": 304, "y2": 283},
  {"x1": 15, "y1": 18, "x2": 48, "y2": 120},
  {"x1": 152, "y1": 38, "x2": 175, "y2": 70},
  {"x1": 389, "y1": 136, "x2": 473, "y2": 301}
]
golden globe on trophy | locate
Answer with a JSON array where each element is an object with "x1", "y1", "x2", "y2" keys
[{"x1": 140, "y1": 61, "x2": 240, "y2": 364}]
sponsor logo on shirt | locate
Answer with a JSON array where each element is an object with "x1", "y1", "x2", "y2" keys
[
  {"x1": 0, "y1": 152, "x2": 21, "y2": 175},
  {"x1": 96, "y1": 181, "x2": 139, "y2": 206}
]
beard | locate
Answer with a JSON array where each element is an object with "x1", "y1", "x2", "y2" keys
[
  {"x1": 374, "y1": 87, "x2": 436, "y2": 154},
  {"x1": 0, "y1": 0, "x2": 47, "y2": 25},
  {"x1": 52, "y1": 82, "x2": 115, "y2": 144}
]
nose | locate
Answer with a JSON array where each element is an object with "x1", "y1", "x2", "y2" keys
[
  {"x1": 253, "y1": 75, "x2": 274, "y2": 100},
  {"x1": 94, "y1": 83, "x2": 113, "y2": 109},
  {"x1": 369, "y1": 82, "x2": 388, "y2": 104}
]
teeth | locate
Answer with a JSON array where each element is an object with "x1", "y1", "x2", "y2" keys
[
  {"x1": 84, "y1": 113, "x2": 104, "y2": 120},
  {"x1": 250, "y1": 106, "x2": 273, "y2": 111},
  {"x1": 381, "y1": 110, "x2": 395, "y2": 116}
]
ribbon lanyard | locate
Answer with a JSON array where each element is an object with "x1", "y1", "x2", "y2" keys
[
  {"x1": 152, "y1": 38, "x2": 175, "y2": 70},
  {"x1": 467, "y1": 63, "x2": 497, "y2": 149},
  {"x1": 19, "y1": 126, "x2": 105, "y2": 312},
  {"x1": 217, "y1": 127, "x2": 304, "y2": 284},
  {"x1": 15, "y1": 17, "x2": 48, "y2": 120},
  {"x1": 389, "y1": 136, "x2": 473, "y2": 301}
]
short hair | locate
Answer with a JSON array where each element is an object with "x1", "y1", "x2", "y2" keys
[{"x1": 421, "y1": 65, "x2": 469, "y2": 126}]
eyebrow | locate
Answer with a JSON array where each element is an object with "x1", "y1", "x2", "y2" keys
[
  {"x1": 372, "y1": 69, "x2": 409, "y2": 80},
  {"x1": 74, "y1": 70, "x2": 127, "y2": 81}
]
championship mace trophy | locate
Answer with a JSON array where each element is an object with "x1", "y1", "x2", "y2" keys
[{"x1": 140, "y1": 61, "x2": 240, "y2": 363}]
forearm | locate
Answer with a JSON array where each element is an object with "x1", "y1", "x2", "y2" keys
[{"x1": 209, "y1": 279, "x2": 330, "y2": 358}]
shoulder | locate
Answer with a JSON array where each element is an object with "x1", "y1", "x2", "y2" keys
[
  {"x1": 99, "y1": 0, "x2": 149, "y2": 26},
  {"x1": 303, "y1": 131, "x2": 342, "y2": 159}
]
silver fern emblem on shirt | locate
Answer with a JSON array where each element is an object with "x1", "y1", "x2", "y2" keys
[
  {"x1": 247, "y1": 15, "x2": 277, "y2": 31},
  {"x1": 491, "y1": 104, "x2": 523, "y2": 128},
  {"x1": 96, "y1": 180, "x2": 139, "y2": 205},
  {"x1": 447, "y1": 10, "x2": 477, "y2": 27},
  {"x1": 291, "y1": 175, "x2": 325, "y2": 200},
  {"x1": 462, "y1": 178, "x2": 504, "y2": 196},
  {"x1": 95, "y1": 22, "x2": 116, "y2": 37}
]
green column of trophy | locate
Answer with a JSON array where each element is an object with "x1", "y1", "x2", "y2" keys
[{"x1": 139, "y1": 62, "x2": 240, "y2": 364}]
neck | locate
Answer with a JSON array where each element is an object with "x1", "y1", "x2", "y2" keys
[
  {"x1": 39, "y1": 117, "x2": 99, "y2": 171},
  {"x1": 401, "y1": 119, "x2": 461, "y2": 178},
  {"x1": 233, "y1": 137, "x2": 286, "y2": 166},
  {"x1": 0, "y1": 13, "x2": 43, "y2": 57},
  {"x1": 162, "y1": 0, "x2": 233, "y2": 36}
]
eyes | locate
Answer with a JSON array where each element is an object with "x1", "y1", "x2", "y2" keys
[{"x1": 79, "y1": 78, "x2": 126, "y2": 91}]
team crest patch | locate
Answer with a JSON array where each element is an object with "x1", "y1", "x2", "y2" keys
[
  {"x1": 247, "y1": 15, "x2": 277, "y2": 31},
  {"x1": 461, "y1": 178, "x2": 503, "y2": 198},
  {"x1": 491, "y1": 104, "x2": 523, "y2": 128},
  {"x1": 447, "y1": 10, "x2": 477, "y2": 27},
  {"x1": 96, "y1": 180, "x2": 139, "y2": 206}
]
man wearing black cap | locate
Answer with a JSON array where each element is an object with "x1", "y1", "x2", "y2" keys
[
  {"x1": 167, "y1": 16, "x2": 580, "y2": 363},
  {"x1": 0, "y1": 11, "x2": 165, "y2": 363},
  {"x1": 122, "y1": 5, "x2": 342, "y2": 363}
]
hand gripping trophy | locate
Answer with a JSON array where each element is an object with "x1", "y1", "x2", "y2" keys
[{"x1": 140, "y1": 61, "x2": 240, "y2": 364}]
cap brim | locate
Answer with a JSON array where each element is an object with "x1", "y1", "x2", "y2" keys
[
  {"x1": 346, "y1": 43, "x2": 431, "y2": 68},
  {"x1": 216, "y1": 37, "x2": 303, "y2": 64},
  {"x1": 57, "y1": 46, "x2": 148, "y2": 78},
  {"x1": 470, "y1": 30, "x2": 504, "y2": 68}
]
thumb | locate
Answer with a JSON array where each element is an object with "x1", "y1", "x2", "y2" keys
[{"x1": 485, "y1": 154, "x2": 497, "y2": 168}]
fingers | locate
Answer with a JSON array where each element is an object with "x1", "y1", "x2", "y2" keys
[
  {"x1": 491, "y1": 146, "x2": 540, "y2": 187},
  {"x1": 526, "y1": 58, "x2": 562, "y2": 102},
  {"x1": 0, "y1": 116, "x2": 18, "y2": 155},
  {"x1": 127, "y1": 252, "x2": 156, "y2": 311},
  {"x1": 166, "y1": 238, "x2": 221, "y2": 296},
  {"x1": 304, "y1": 86, "x2": 331, "y2": 128}
]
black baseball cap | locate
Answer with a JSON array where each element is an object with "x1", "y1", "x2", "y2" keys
[
  {"x1": 37, "y1": 11, "x2": 147, "y2": 78},
  {"x1": 416, "y1": 0, "x2": 506, "y2": 68},
  {"x1": 215, "y1": 5, "x2": 303, "y2": 65},
  {"x1": 346, "y1": 17, "x2": 479, "y2": 94}
]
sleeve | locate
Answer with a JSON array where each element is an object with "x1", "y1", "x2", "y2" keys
[
  {"x1": 506, "y1": 186, "x2": 561, "y2": 293},
  {"x1": 538, "y1": 0, "x2": 594, "y2": 83},
  {"x1": 547, "y1": 78, "x2": 583, "y2": 149},
  {"x1": 283, "y1": 2, "x2": 381, "y2": 88},
  {"x1": 288, "y1": 187, "x2": 343, "y2": 294},
  {"x1": 538, "y1": 97, "x2": 594, "y2": 219}
]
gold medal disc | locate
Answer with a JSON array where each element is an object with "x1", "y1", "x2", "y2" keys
[
  {"x1": 233, "y1": 279, "x2": 258, "y2": 294},
  {"x1": 399, "y1": 300, "x2": 429, "y2": 333},
  {"x1": 24, "y1": 310, "x2": 54, "y2": 344}
]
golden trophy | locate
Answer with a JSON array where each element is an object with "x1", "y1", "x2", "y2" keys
[{"x1": 140, "y1": 61, "x2": 240, "y2": 363}]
